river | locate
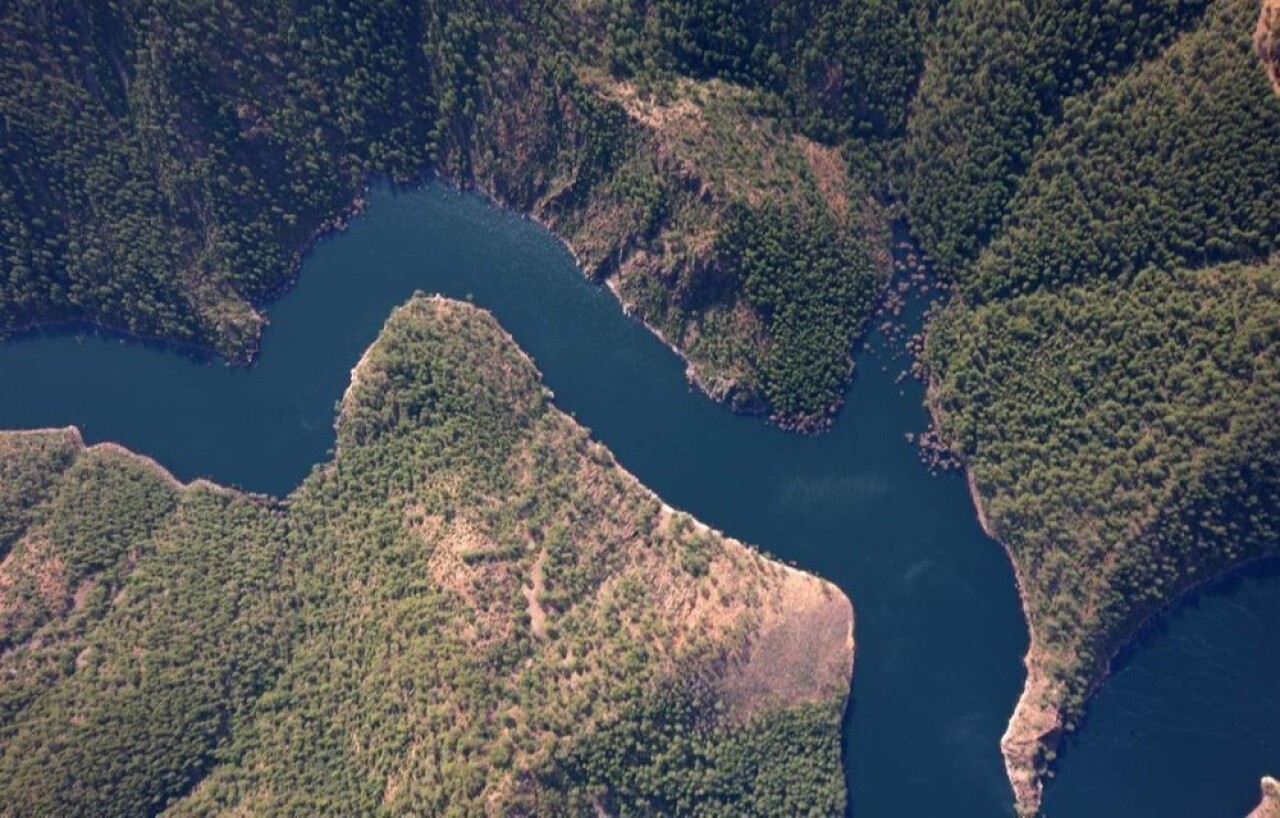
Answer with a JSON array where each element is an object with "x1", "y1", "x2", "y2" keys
[{"x1": 0, "y1": 182, "x2": 1274, "y2": 817}]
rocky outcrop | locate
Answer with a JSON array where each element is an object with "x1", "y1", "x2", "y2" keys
[
  {"x1": 1001, "y1": 661, "x2": 1063, "y2": 818},
  {"x1": 1248, "y1": 777, "x2": 1280, "y2": 818},
  {"x1": 957, "y1": 465, "x2": 1060, "y2": 818}
]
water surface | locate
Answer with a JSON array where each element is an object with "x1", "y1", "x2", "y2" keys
[{"x1": 0, "y1": 182, "x2": 1274, "y2": 817}]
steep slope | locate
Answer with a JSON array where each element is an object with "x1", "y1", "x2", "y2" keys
[
  {"x1": 0, "y1": 296, "x2": 854, "y2": 817},
  {"x1": 0, "y1": 431, "x2": 292, "y2": 817},
  {"x1": 929, "y1": 259, "x2": 1280, "y2": 814},
  {"x1": 965, "y1": 0, "x2": 1279, "y2": 302},
  {"x1": 921, "y1": 0, "x2": 1280, "y2": 812},
  {"x1": 475, "y1": 70, "x2": 890, "y2": 427},
  {"x1": 901, "y1": 0, "x2": 1209, "y2": 274},
  {"x1": 0, "y1": 0, "x2": 891, "y2": 427}
]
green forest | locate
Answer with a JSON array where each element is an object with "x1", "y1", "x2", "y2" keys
[
  {"x1": 922, "y1": 0, "x2": 1279, "y2": 810},
  {"x1": 0, "y1": 0, "x2": 904, "y2": 426},
  {"x1": 2, "y1": 0, "x2": 1279, "y2": 814},
  {"x1": 0, "y1": 298, "x2": 852, "y2": 817}
]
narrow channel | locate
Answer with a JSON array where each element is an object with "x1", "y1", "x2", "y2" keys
[{"x1": 0, "y1": 182, "x2": 1273, "y2": 817}]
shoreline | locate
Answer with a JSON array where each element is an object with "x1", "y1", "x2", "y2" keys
[
  {"x1": 0, "y1": 426, "x2": 238, "y2": 497},
  {"x1": 1249, "y1": 776, "x2": 1280, "y2": 818},
  {"x1": 339, "y1": 295, "x2": 857, "y2": 743},
  {"x1": 923, "y1": 381, "x2": 1051, "y2": 817},
  {"x1": 0, "y1": 169, "x2": 855, "y2": 432},
  {"x1": 927, "y1": 375, "x2": 1280, "y2": 817},
  {"x1": 0, "y1": 185, "x2": 373, "y2": 368}
]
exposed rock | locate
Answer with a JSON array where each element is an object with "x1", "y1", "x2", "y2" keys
[{"x1": 1248, "y1": 776, "x2": 1280, "y2": 818}]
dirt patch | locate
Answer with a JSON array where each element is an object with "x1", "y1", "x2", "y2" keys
[
  {"x1": 717, "y1": 562, "x2": 854, "y2": 722},
  {"x1": 522, "y1": 549, "x2": 549, "y2": 640},
  {"x1": 1257, "y1": 0, "x2": 1280, "y2": 96},
  {"x1": 422, "y1": 516, "x2": 494, "y2": 610},
  {"x1": 602, "y1": 78, "x2": 703, "y2": 133},
  {"x1": 0, "y1": 536, "x2": 70, "y2": 636},
  {"x1": 802, "y1": 141, "x2": 850, "y2": 222}
]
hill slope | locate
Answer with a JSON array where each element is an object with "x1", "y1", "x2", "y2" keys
[
  {"x1": 0, "y1": 0, "x2": 891, "y2": 428},
  {"x1": 0, "y1": 296, "x2": 854, "y2": 817},
  {"x1": 923, "y1": 0, "x2": 1280, "y2": 810}
]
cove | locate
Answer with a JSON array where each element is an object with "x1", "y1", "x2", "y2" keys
[{"x1": 0, "y1": 181, "x2": 1275, "y2": 817}]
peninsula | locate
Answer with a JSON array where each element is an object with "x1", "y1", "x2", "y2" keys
[{"x1": 0, "y1": 297, "x2": 854, "y2": 816}]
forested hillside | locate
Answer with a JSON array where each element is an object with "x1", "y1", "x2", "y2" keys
[
  {"x1": 4, "y1": 0, "x2": 1280, "y2": 815},
  {"x1": 0, "y1": 0, "x2": 904, "y2": 427},
  {"x1": 924, "y1": 0, "x2": 1280, "y2": 812},
  {"x1": 901, "y1": 0, "x2": 1211, "y2": 273},
  {"x1": 0, "y1": 297, "x2": 854, "y2": 817}
]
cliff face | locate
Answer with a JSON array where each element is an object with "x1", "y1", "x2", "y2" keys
[{"x1": 0, "y1": 297, "x2": 854, "y2": 817}]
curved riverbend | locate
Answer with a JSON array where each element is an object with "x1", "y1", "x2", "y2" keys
[{"x1": 0, "y1": 182, "x2": 1275, "y2": 816}]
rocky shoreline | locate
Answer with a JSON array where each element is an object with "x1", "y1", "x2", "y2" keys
[
  {"x1": 933, "y1": 392, "x2": 1057, "y2": 818},
  {"x1": 1249, "y1": 776, "x2": 1280, "y2": 817},
  {"x1": 931, "y1": 378, "x2": 1280, "y2": 817}
]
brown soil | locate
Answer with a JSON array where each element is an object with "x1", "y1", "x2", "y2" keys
[
  {"x1": 716, "y1": 560, "x2": 854, "y2": 723},
  {"x1": 521, "y1": 549, "x2": 549, "y2": 640},
  {"x1": 802, "y1": 141, "x2": 851, "y2": 223},
  {"x1": 1257, "y1": 0, "x2": 1280, "y2": 96},
  {"x1": 0, "y1": 536, "x2": 69, "y2": 632}
]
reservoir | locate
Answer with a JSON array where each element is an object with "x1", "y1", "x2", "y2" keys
[{"x1": 0, "y1": 182, "x2": 1275, "y2": 817}]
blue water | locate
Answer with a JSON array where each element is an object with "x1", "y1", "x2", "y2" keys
[{"x1": 0, "y1": 182, "x2": 1274, "y2": 816}]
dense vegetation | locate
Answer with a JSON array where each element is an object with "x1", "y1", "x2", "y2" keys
[
  {"x1": 923, "y1": 0, "x2": 1280, "y2": 810},
  {"x1": 967, "y1": 0, "x2": 1279, "y2": 300},
  {"x1": 545, "y1": 681, "x2": 846, "y2": 816},
  {"x1": 0, "y1": 297, "x2": 853, "y2": 817},
  {"x1": 598, "y1": 0, "x2": 927, "y2": 141},
  {"x1": 931, "y1": 261, "x2": 1280, "y2": 718},
  {"x1": 901, "y1": 0, "x2": 1211, "y2": 273},
  {"x1": 0, "y1": 0, "x2": 900, "y2": 425},
  {"x1": 3, "y1": 0, "x2": 1279, "y2": 813}
]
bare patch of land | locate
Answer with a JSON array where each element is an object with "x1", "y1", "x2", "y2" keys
[{"x1": 1257, "y1": 0, "x2": 1280, "y2": 95}]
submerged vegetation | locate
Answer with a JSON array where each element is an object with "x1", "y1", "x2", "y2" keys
[{"x1": 0, "y1": 297, "x2": 853, "y2": 817}]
